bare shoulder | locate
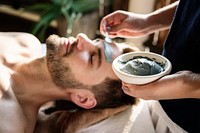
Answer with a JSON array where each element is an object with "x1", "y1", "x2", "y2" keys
[
  {"x1": 0, "y1": 32, "x2": 41, "y2": 49},
  {"x1": 15, "y1": 32, "x2": 41, "y2": 47},
  {"x1": 0, "y1": 32, "x2": 43, "y2": 63}
]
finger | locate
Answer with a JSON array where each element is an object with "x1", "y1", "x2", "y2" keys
[
  {"x1": 100, "y1": 19, "x2": 106, "y2": 36},
  {"x1": 121, "y1": 82, "x2": 144, "y2": 98},
  {"x1": 100, "y1": 17, "x2": 114, "y2": 36},
  {"x1": 107, "y1": 32, "x2": 117, "y2": 38},
  {"x1": 122, "y1": 81, "x2": 134, "y2": 87},
  {"x1": 107, "y1": 22, "x2": 137, "y2": 38},
  {"x1": 121, "y1": 85, "x2": 129, "y2": 92},
  {"x1": 100, "y1": 11, "x2": 123, "y2": 34}
]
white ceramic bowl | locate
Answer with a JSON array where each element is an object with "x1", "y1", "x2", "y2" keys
[{"x1": 112, "y1": 52, "x2": 172, "y2": 85}]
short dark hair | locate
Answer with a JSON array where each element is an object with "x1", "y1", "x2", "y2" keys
[
  {"x1": 90, "y1": 78, "x2": 137, "y2": 109},
  {"x1": 45, "y1": 78, "x2": 137, "y2": 114}
]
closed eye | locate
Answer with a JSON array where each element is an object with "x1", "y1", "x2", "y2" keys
[{"x1": 89, "y1": 47, "x2": 102, "y2": 69}]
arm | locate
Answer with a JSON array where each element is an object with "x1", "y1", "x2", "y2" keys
[
  {"x1": 100, "y1": 1, "x2": 178, "y2": 38},
  {"x1": 122, "y1": 71, "x2": 200, "y2": 100}
]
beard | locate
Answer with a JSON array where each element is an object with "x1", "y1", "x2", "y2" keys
[{"x1": 45, "y1": 35, "x2": 83, "y2": 89}]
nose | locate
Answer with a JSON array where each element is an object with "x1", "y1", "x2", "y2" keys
[{"x1": 76, "y1": 33, "x2": 94, "y2": 51}]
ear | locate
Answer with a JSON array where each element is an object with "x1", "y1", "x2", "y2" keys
[{"x1": 70, "y1": 90, "x2": 97, "y2": 109}]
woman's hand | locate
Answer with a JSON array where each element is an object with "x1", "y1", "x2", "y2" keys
[
  {"x1": 100, "y1": 10, "x2": 149, "y2": 38},
  {"x1": 100, "y1": 3, "x2": 178, "y2": 39},
  {"x1": 121, "y1": 71, "x2": 200, "y2": 100}
]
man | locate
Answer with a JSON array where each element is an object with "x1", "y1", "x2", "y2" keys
[{"x1": 0, "y1": 32, "x2": 138, "y2": 133}]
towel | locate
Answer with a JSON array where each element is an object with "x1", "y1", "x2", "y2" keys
[
  {"x1": 78, "y1": 100, "x2": 155, "y2": 133},
  {"x1": 78, "y1": 100, "x2": 187, "y2": 133}
]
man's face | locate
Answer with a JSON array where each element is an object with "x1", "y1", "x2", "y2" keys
[
  {"x1": 46, "y1": 34, "x2": 137, "y2": 109},
  {"x1": 46, "y1": 33, "x2": 121, "y2": 88}
]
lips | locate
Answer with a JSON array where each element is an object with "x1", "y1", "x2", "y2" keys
[
  {"x1": 62, "y1": 37, "x2": 77, "y2": 56},
  {"x1": 61, "y1": 38, "x2": 69, "y2": 56},
  {"x1": 64, "y1": 39, "x2": 70, "y2": 53}
]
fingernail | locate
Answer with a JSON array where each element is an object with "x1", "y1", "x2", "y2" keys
[
  {"x1": 122, "y1": 86, "x2": 129, "y2": 91},
  {"x1": 106, "y1": 26, "x2": 111, "y2": 31}
]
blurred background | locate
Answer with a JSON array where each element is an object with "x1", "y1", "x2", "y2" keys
[{"x1": 0, "y1": 0, "x2": 176, "y2": 53}]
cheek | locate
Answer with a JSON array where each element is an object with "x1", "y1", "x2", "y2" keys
[
  {"x1": 66, "y1": 52, "x2": 119, "y2": 85},
  {"x1": 65, "y1": 53, "x2": 89, "y2": 77},
  {"x1": 69, "y1": 51, "x2": 89, "y2": 64},
  {"x1": 76, "y1": 52, "x2": 89, "y2": 64},
  {"x1": 67, "y1": 52, "x2": 89, "y2": 69},
  {"x1": 103, "y1": 63, "x2": 119, "y2": 79}
]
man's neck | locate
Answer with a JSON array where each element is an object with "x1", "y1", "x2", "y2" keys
[
  {"x1": 11, "y1": 57, "x2": 69, "y2": 109},
  {"x1": 4, "y1": 56, "x2": 71, "y2": 133}
]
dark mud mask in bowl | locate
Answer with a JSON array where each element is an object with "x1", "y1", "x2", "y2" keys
[
  {"x1": 119, "y1": 56, "x2": 164, "y2": 76},
  {"x1": 112, "y1": 52, "x2": 172, "y2": 85}
]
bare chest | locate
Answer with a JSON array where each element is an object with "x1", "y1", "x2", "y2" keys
[{"x1": 0, "y1": 73, "x2": 39, "y2": 133}]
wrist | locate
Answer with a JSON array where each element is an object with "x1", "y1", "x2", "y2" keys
[{"x1": 145, "y1": 12, "x2": 169, "y2": 34}]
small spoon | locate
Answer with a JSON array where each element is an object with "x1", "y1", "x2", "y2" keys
[{"x1": 103, "y1": 22, "x2": 113, "y2": 63}]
